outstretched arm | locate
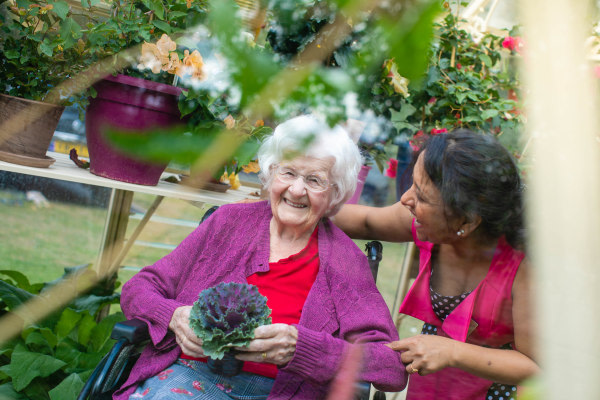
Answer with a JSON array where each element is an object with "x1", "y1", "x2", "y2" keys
[{"x1": 332, "y1": 201, "x2": 414, "y2": 242}]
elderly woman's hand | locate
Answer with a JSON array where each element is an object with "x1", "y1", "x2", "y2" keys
[
  {"x1": 234, "y1": 324, "x2": 298, "y2": 366},
  {"x1": 387, "y1": 335, "x2": 457, "y2": 376},
  {"x1": 169, "y1": 306, "x2": 205, "y2": 358}
]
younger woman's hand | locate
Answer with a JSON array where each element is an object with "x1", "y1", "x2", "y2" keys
[
  {"x1": 234, "y1": 324, "x2": 298, "y2": 366},
  {"x1": 169, "y1": 306, "x2": 205, "y2": 358},
  {"x1": 387, "y1": 335, "x2": 457, "y2": 376}
]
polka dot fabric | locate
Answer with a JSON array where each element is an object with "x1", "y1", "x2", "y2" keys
[{"x1": 421, "y1": 286, "x2": 517, "y2": 399}]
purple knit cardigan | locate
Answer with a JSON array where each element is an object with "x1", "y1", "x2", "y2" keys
[{"x1": 114, "y1": 201, "x2": 407, "y2": 399}]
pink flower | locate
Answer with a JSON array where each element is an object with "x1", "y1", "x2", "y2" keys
[
  {"x1": 431, "y1": 128, "x2": 448, "y2": 135},
  {"x1": 385, "y1": 158, "x2": 398, "y2": 178},
  {"x1": 428, "y1": 97, "x2": 437, "y2": 104},
  {"x1": 502, "y1": 36, "x2": 523, "y2": 53}
]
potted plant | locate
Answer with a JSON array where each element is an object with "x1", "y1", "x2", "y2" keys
[
  {"x1": 77, "y1": 0, "x2": 209, "y2": 185},
  {"x1": 0, "y1": 0, "x2": 98, "y2": 167},
  {"x1": 189, "y1": 282, "x2": 271, "y2": 377}
]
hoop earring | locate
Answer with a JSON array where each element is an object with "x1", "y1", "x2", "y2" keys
[{"x1": 457, "y1": 229, "x2": 465, "y2": 236}]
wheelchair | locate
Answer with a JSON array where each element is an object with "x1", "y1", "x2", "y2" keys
[{"x1": 78, "y1": 206, "x2": 388, "y2": 400}]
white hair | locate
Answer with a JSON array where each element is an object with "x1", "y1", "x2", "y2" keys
[{"x1": 258, "y1": 115, "x2": 363, "y2": 216}]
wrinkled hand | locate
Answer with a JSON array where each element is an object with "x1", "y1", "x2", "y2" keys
[
  {"x1": 387, "y1": 335, "x2": 457, "y2": 376},
  {"x1": 169, "y1": 306, "x2": 205, "y2": 358},
  {"x1": 234, "y1": 324, "x2": 298, "y2": 366}
]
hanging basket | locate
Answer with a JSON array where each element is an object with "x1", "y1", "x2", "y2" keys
[
  {"x1": 85, "y1": 74, "x2": 183, "y2": 186},
  {"x1": 0, "y1": 94, "x2": 64, "y2": 168}
]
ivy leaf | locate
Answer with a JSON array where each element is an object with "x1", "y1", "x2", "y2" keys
[
  {"x1": 7, "y1": 344, "x2": 66, "y2": 391},
  {"x1": 48, "y1": 373, "x2": 84, "y2": 400},
  {"x1": 391, "y1": 103, "x2": 417, "y2": 123}
]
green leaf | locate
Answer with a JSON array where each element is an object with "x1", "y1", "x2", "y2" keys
[
  {"x1": 152, "y1": 20, "x2": 172, "y2": 34},
  {"x1": 24, "y1": 332, "x2": 53, "y2": 353},
  {"x1": 55, "y1": 308, "x2": 83, "y2": 339},
  {"x1": 70, "y1": 293, "x2": 120, "y2": 316},
  {"x1": 0, "y1": 280, "x2": 34, "y2": 310},
  {"x1": 89, "y1": 312, "x2": 124, "y2": 352},
  {"x1": 38, "y1": 40, "x2": 54, "y2": 57},
  {"x1": 59, "y1": 17, "x2": 83, "y2": 41},
  {"x1": 7, "y1": 344, "x2": 66, "y2": 391},
  {"x1": 3, "y1": 50, "x2": 20, "y2": 60},
  {"x1": 0, "y1": 382, "x2": 28, "y2": 400},
  {"x1": 383, "y1": 0, "x2": 442, "y2": 81},
  {"x1": 48, "y1": 373, "x2": 84, "y2": 400},
  {"x1": 479, "y1": 54, "x2": 493, "y2": 67},
  {"x1": 50, "y1": 1, "x2": 70, "y2": 20},
  {"x1": 390, "y1": 103, "x2": 417, "y2": 123},
  {"x1": 481, "y1": 109, "x2": 499, "y2": 120},
  {"x1": 141, "y1": 0, "x2": 165, "y2": 20},
  {"x1": 76, "y1": 312, "x2": 96, "y2": 347}
]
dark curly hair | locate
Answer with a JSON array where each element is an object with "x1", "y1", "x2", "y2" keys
[{"x1": 420, "y1": 129, "x2": 525, "y2": 249}]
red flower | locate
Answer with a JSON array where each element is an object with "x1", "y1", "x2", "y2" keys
[
  {"x1": 192, "y1": 381, "x2": 205, "y2": 392},
  {"x1": 502, "y1": 36, "x2": 523, "y2": 53},
  {"x1": 431, "y1": 128, "x2": 448, "y2": 135},
  {"x1": 385, "y1": 158, "x2": 398, "y2": 178},
  {"x1": 456, "y1": 63, "x2": 462, "y2": 69}
]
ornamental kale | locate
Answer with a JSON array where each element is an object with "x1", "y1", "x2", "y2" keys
[{"x1": 189, "y1": 282, "x2": 272, "y2": 359}]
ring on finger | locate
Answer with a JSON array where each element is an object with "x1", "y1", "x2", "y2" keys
[
  {"x1": 410, "y1": 365, "x2": 419, "y2": 374},
  {"x1": 261, "y1": 352, "x2": 267, "y2": 360}
]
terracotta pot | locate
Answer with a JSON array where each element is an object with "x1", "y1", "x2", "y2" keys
[
  {"x1": 346, "y1": 164, "x2": 371, "y2": 204},
  {"x1": 85, "y1": 74, "x2": 183, "y2": 186},
  {"x1": 0, "y1": 94, "x2": 64, "y2": 167}
]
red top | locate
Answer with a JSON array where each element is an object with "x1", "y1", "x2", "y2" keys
[{"x1": 183, "y1": 228, "x2": 320, "y2": 379}]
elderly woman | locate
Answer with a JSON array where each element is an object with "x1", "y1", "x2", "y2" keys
[
  {"x1": 334, "y1": 129, "x2": 539, "y2": 399},
  {"x1": 114, "y1": 115, "x2": 406, "y2": 400}
]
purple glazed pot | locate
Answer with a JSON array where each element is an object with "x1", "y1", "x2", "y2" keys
[{"x1": 85, "y1": 74, "x2": 183, "y2": 186}]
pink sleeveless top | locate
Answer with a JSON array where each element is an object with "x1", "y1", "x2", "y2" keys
[{"x1": 399, "y1": 220, "x2": 525, "y2": 399}]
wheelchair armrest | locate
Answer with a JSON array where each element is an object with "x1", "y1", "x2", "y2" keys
[{"x1": 110, "y1": 318, "x2": 149, "y2": 344}]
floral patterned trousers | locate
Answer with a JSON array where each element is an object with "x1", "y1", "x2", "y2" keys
[{"x1": 129, "y1": 358, "x2": 274, "y2": 400}]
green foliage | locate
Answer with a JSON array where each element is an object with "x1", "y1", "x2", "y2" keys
[
  {"x1": 0, "y1": 269, "x2": 124, "y2": 400},
  {"x1": 375, "y1": 10, "x2": 524, "y2": 154},
  {"x1": 0, "y1": 0, "x2": 95, "y2": 105}
]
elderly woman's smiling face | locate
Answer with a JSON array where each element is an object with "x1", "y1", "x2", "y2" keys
[{"x1": 269, "y1": 156, "x2": 335, "y2": 234}]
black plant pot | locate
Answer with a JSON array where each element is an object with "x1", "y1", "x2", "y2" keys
[{"x1": 207, "y1": 351, "x2": 244, "y2": 377}]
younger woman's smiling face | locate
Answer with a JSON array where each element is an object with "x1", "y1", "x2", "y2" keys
[
  {"x1": 269, "y1": 156, "x2": 335, "y2": 235},
  {"x1": 400, "y1": 153, "x2": 459, "y2": 243}
]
